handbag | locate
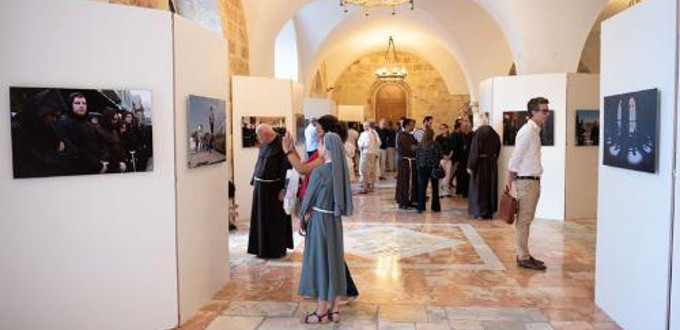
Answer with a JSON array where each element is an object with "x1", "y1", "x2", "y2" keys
[
  {"x1": 431, "y1": 165, "x2": 445, "y2": 180},
  {"x1": 499, "y1": 185, "x2": 518, "y2": 224}
]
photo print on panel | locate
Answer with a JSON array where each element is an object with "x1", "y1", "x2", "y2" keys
[
  {"x1": 603, "y1": 89, "x2": 658, "y2": 173},
  {"x1": 241, "y1": 116, "x2": 287, "y2": 148},
  {"x1": 187, "y1": 95, "x2": 227, "y2": 168},
  {"x1": 9, "y1": 87, "x2": 153, "y2": 179},
  {"x1": 502, "y1": 110, "x2": 555, "y2": 146}
]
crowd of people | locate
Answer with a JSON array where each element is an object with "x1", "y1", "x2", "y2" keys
[
  {"x1": 10, "y1": 89, "x2": 152, "y2": 178},
  {"x1": 245, "y1": 97, "x2": 551, "y2": 323}
]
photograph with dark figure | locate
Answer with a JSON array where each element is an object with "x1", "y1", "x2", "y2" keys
[
  {"x1": 241, "y1": 116, "x2": 286, "y2": 148},
  {"x1": 502, "y1": 110, "x2": 555, "y2": 146},
  {"x1": 575, "y1": 110, "x2": 600, "y2": 146},
  {"x1": 187, "y1": 95, "x2": 227, "y2": 168},
  {"x1": 9, "y1": 87, "x2": 153, "y2": 179},
  {"x1": 603, "y1": 89, "x2": 658, "y2": 173}
]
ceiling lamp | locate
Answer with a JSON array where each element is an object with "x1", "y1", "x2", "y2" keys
[
  {"x1": 375, "y1": 36, "x2": 407, "y2": 81},
  {"x1": 340, "y1": 0, "x2": 415, "y2": 16}
]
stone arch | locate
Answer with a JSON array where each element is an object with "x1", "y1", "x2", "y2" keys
[{"x1": 368, "y1": 80, "x2": 413, "y2": 121}]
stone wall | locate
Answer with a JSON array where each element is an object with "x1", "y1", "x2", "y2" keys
[{"x1": 331, "y1": 51, "x2": 470, "y2": 127}]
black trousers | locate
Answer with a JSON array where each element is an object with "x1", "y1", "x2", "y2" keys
[{"x1": 417, "y1": 166, "x2": 441, "y2": 212}]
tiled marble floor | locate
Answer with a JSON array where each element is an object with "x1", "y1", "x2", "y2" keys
[{"x1": 178, "y1": 179, "x2": 621, "y2": 330}]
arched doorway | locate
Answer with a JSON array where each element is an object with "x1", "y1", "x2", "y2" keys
[{"x1": 374, "y1": 82, "x2": 408, "y2": 122}]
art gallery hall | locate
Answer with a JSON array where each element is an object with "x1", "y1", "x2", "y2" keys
[{"x1": 1, "y1": 0, "x2": 679, "y2": 329}]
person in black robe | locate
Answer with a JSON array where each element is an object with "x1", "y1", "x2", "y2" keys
[
  {"x1": 451, "y1": 117, "x2": 473, "y2": 197},
  {"x1": 11, "y1": 89, "x2": 77, "y2": 178},
  {"x1": 98, "y1": 108, "x2": 128, "y2": 173},
  {"x1": 467, "y1": 121, "x2": 501, "y2": 219},
  {"x1": 395, "y1": 119, "x2": 418, "y2": 209},
  {"x1": 54, "y1": 92, "x2": 107, "y2": 175},
  {"x1": 247, "y1": 124, "x2": 294, "y2": 258}
]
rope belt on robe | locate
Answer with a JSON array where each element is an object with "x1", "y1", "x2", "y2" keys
[
  {"x1": 254, "y1": 177, "x2": 280, "y2": 183},
  {"x1": 403, "y1": 156, "x2": 415, "y2": 186},
  {"x1": 312, "y1": 207, "x2": 335, "y2": 214}
]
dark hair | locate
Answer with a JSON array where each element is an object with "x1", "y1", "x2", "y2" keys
[
  {"x1": 68, "y1": 92, "x2": 86, "y2": 112},
  {"x1": 422, "y1": 128, "x2": 435, "y2": 145},
  {"x1": 423, "y1": 116, "x2": 433, "y2": 124},
  {"x1": 404, "y1": 118, "x2": 415, "y2": 127},
  {"x1": 454, "y1": 118, "x2": 462, "y2": 130},
  {"x1": 440, "y1": 123, "x2": 449, "y2": 128},
  {"x1": 527, "y1": 97, "x2": 550, "y2": 117},
  {"x1": 317, "y1": 115, "x2": 347, "y2": 142}
]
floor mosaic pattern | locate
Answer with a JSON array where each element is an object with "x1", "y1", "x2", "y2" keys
[{"x1": 178, "y1": 177, "x2": 621, "y2": 330}]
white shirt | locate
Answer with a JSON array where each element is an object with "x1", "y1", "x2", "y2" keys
[
  {"x1": 304, "y1": 123, "x2": 318, "y2": 152},
  {"x1": 358, "y1": 129, "x2": 379, "y2": 155},
  {"x1": 508, "y1": 119, "x2": 543, "y2": 176},
  {"x1": 413, "y1": 127, "x2": 425, "y2": 142}
]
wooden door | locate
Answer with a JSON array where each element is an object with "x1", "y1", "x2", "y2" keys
[{"x1": 375, "y1": 83, "x2": 407, "y2": 122}]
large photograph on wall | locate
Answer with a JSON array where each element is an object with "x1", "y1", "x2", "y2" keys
[
  {"x1": 502, "y1": 110, "x2": 554, "y2": 146},
  {"x1": 576, "y1": 110, "x2": 599, "y2": 146},
  {"x1": 241, "y1": 116, "x2": 286, "y2": 148},
  {"x1": 603, "y1": 89, "x2": 658, "y2": 173},
  {"x1": 187, "y1": 95, "x2": 226, "y2": 168},
  {"x1": 9, "y1": 87, "x2": 153, "y2": 179}
]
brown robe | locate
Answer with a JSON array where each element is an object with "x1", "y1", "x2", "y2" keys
[{"x1": 395, "y1": 132, "x2": 418, "y2": 208}]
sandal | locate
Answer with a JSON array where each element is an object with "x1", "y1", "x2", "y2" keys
[
  {"x1": 302, "y1": 311, "x2": 328, "y2": 324},
  {"x1": 329, "y1": 311, "x2": 341, "y2": 323}
]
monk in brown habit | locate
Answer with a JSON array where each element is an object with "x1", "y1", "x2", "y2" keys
[
  {"x1": 395, "y1": 119, "x2": 418, "y2": 209},
  {"x1": 247, "y1": 124, "x2": 294, "y2": 258},
  {"x1": 467, "y1": 115, "x2": 501, "y2": 219}
]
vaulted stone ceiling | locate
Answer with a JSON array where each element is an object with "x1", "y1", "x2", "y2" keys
[{"x1": 242, "y1": 0, "x2": 611, "y2": 99}]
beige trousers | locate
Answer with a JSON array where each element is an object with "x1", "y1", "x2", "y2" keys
[
  {"x1": 515, "y1": 180, "x2": 541, "y2": 260},
  {"x1": 360, "y1": 153, "x2": 378, "y2": 188}
]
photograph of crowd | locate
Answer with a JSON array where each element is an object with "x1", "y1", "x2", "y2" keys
[
  {"x1": 241, "y1": 116, "x2": 286, "y2": 148},
  {"x1": 187, "y1": 95, "x2": 227, "y2": 168},
  {"x1": 603, "y1": 89, "x2": 658, "y2": 173},
  {"x1": 575, "y1": 110, "x2": 600, "y2": 147},
  {"x1": 502, "y1": 110, "x2": 555, "y2": 146},
  {"x1": 9, "y1": 87, "x2": 153, "y2": 179}
]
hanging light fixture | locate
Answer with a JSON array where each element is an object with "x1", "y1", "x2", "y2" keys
[
  {"x1": 340, "y1": 0, "x2": 414, "y2": 16},
  {"x1": 375, "y1": 36, "x2": 407, "y2": 81}
]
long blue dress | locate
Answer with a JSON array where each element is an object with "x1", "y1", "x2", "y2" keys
[{"x1": 298, "y1": 162, "x2": 347, "y2": 301}]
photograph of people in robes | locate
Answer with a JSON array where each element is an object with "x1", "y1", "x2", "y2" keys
[
  {"x1": 247, "y1": 124, "x2": 294, "y2": 258},
  {"x1": 10, "y1": 87, "x2": 153, "y2": 179},
  {"x1": 603, "y1": 89, "x2": 658, "y2": 173},
  {"x1": 187, "y1": 95, "x2": 227, "y2": 168},
  {"x1": 241, "y1": 116, "x2": 287, "y2": 148},
  {"x1": 502, "y1": 110, "x2": 555, "y2": 146},
  {"x1": 575, "y1": 110, "x2": 600, "y2": 147}
]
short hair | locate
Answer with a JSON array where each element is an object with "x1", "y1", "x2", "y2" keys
[
  {"x1": 454, "y1": 118, "x2": 462, "y2": 130},
  {"x1": 404, "y1": 119, "x2": 415, "y2": 127},
  {"x1": 527, "y1": 97, "x2": 550, "y2": 117},
  {"x1": 318, "y1": 115, "x2": 340, "y2": 133},
  {"x1": 439, "y1": 123, "x2": 449, "y2": 129},
  {"x1": 68, "y1": 92, "x2": 86, "y2": 109},
  {"x1": 423, "y1": 116, "x2": 433, "y2": 124}
]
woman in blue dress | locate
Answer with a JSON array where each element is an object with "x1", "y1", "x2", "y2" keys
[{"x1": 283, "y1": 130, "x2": 353, "y2": 324}]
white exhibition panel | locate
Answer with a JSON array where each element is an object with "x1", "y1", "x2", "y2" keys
[
  {"x1": 476, "y1": 78, "x2": 494, "y2": 130},
  {"x1": 0, "y1": 0, "x2": 178, "y2": 329},
  {"x1": 564, "y1": 74, "x2": 599, "y2": 219},
  {"x1": 338, "y1": 104, "x2": 365, "y2": 122},
  {"x1": 596, "y1": 0, "x2": 677, "y2": 329},
  {"x1": 173, "y1": 15, "x2": 230, "y2": 324},
  {"x1": 304, "y1": 98, "x2": 336, "y2": 119},
  {"x1": 232, "y1": 76, "x2": 295, "y2": 221},
  {"x1": 491, "y1": 74, "x2": 568, "y2": 221}
]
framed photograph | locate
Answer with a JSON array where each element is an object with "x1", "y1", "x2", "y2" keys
[
  {"x1": 187, "y1": 95, "x2": 226, "y2": 168},
  {"x1": 502, "y1": 110, "x2": 554, "y2": 146},
  {"x1": 603, "y1": 89, "x2": 658, "y2": 173},
  {"x1": 575, "y1": 110, "x2": 599, "y2": 146},
  {"x1": 9, "y1": 87, "x2": 153, "y2": 179},
  {"x1": 241, "y1": 116, "x2": 286, "y2": 148}
]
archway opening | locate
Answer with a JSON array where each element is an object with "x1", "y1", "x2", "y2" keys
[{"x1": 374, "y1": 82, "x2": 408, "y2": 122}]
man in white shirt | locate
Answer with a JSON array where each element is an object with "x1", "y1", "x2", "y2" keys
[
  {"x1": 413, "y1": 116, "x2": 433, "y2": 143},
  {"x1": 304, "y1": 117, "x2": 318, "y2": 158},
  {"x1": 505, "y1": 97, "x2": 550, "y2": 271},
  {"x1": 358, "y1": 121, "x2": 380, "y2": 193}
]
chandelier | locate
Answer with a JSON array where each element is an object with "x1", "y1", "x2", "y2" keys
[
  {"x1": 375, "y1": 36, "x2": 407, "y2": 81},
  {"x1": 340, "y1": 0, "x2": 415, "y2": 16}
]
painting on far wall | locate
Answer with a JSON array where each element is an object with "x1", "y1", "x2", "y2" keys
[
  {"x1": 241, "y1": 116, "x2": 287, "y2": 148},
  {"x1": 187, "y1": 95, "x2": 226, "y2": 168},
  {"x1": 9, "y1": 87, "x2": 153, "y2": 179},
  {"x1": 575, "y1": 110, "x2": 600, "y2": 146},
  {"x1": 502, "y1": 110, "x2": 555, "y2": 146},
  {"x1": 603, "y1": 89, "x2": 658, "y2": 173},
  {"x1": 295, "y1": 113, "x2": 306, "y2": 147}
]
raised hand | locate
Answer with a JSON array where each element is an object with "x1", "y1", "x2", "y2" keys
[{"x1": 283, "y1": 132, "x2": 295, "y2": 153}]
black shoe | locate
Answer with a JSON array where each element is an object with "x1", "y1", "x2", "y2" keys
[
  {"x1": 481, "y1": 215, "x2": 493, "y2": 220},
  {"x1": 517, "y1": 257, "x2": 547, "y2": 270},
  {"x1": 529, "y1": 256, "x2": 545, "y2": 265}
]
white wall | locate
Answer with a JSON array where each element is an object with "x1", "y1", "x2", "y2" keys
[
  {"x1": 596, "y1": 0, "x2": 677, "y2": 329},
  {"x1": 304, "y1": 98, "x2": 335, "y2": 119},
  {"x1": 173, "y1": 15, "x2": 230, "y2": 324},
  {"x1": 491, "y1": 74, "x2": 568, "y2": 221},
  {"x1": 231, "y1": 77, "x2": 295, "y2": 221},
  {"x1": 565, "y1": 74, "x2": 600, "y2": 219},
  {"x1": 275, "y1": 19, "x2": 300, "y2": 82},
  {"x1": 0, "y1": 1, "x2": 178, "y2": 329}
]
